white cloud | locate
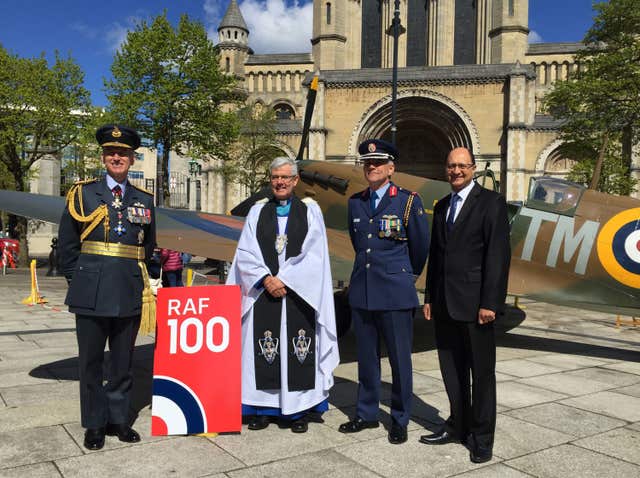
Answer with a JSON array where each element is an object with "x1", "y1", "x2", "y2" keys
[
  {"x1": 104, "y1": 17, "x2": 145, "y2": 54},
  {"x1": 528, "y1": 30, "x2": 543, "y2": 44},
  {"x1": 69, "y1": 22, "x2": 97, "y2": 39},
  {"x1": 206, "y1": 0, "x2": 313, "y2": 53}
]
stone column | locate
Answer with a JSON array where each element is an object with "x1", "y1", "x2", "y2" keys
[
  {"x1": 28, "y1": 151, "x2": 60, "y2": 256},
  {"x1": 505, "y1": 65, "x2": 528, "y2": 201},
  {"x1": 435, "y1": 0, "x2": 454, "y2": 65}
]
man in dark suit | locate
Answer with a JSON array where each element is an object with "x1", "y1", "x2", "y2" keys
[
  {"x1": 421, "y1": 147, "x2": 510, "y2": 463},
  {"x1": 339, "y1": 139, "x2": 429, "y2": 444},
  {"x1": 59, "y1": 125, "x2": 156, "y2": 450}
]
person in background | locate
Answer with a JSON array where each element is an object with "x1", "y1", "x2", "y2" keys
[{"x1": 160, "y1": 248, "x2": 184, "y2": 287}]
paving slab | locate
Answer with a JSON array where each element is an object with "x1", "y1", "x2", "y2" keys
[
  {"x1": 337, "y1": 429, "x2": 492, "y2": 478},
  {"x1": 0, "y1": 381, "x2": 77, "y2": 406},
  {"x1": 0, "y1": 425, "x2": 82, "y2": 469},
  {"x1": 496, "y1": 359, "x2": 565, "y2": 378},
  {"x1": 496, "y1": 381, "x2": 569, "y2": 409},
  {"x1": 561, "y1": 391, "x2": 640, "y2": 422},
  {"x1": 0, "y1": 399, "x2": 79, "y2": 432},
  {"x1": 573, "y1": 427, "x2": 640, "y2": 465},
  {"x1": 213, "y1": 421, "x2": 357, "y2": 466},
  {"x1": 516, "y1": 371, "x2": 614, "y2": 396},
  {"x1": 226, "y1": 449, "x2": 380, "y2": 478},
  {"x1": 0, "y1": 369, "x2": 57, "y2": 388},
  {"x1": 601, "y1": 361, "x2": 640, "y2": 376},
  {"x1": 506, "y1": 443, "x2": 640, "y2": 478},
  {"x1": 493, "y1": 415, "x2": 573, "y2": 460},
  {"x1": 519, "y1": 353, "x2": 613, "y2": 370},
  {"x1": 629, "y1": 422, "x2": 640, "y2": 432},
  {"x1": 503, "y1": 402, "x2": 626, "y2": 437},
  {"x1": 614, "y1": 383, "x2": 640, "y2": 398},
  {"x1": 55, "y1": 437, "x2": 243, "y2": 477},
  {"x1": 452, "y1": 463, "x2": 533, "y2": 477},
  {"x1": 0, "y1": 462, "x2": 62, "y2": 478},
  {"x1": 561, "y1": 367, "x2": 640, "y2": 387}
]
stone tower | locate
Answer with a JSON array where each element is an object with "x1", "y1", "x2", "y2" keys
[
  {"x1": 489, "y1": 0, "x2": 529, "y2": 63},
  {"x1": 217, "y1": 0, "x2": 252, "y2": 79}
]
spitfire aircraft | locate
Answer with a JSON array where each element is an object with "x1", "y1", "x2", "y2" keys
[{"x1": 1, "y1": 76, "x2": 639, "y2": 328}]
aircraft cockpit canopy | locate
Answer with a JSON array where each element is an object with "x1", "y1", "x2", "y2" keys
[{"x1": 526, "y1": 177, "x2": 585, "y2": 216}]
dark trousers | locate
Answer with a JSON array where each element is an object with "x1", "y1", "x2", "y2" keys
[
  {"x1": 162, "y1": 269, "x2": 183, "y2": 287},
  {"x1": 352, "y1": 308, "x2": 414, "y2": 426},
  {"x1": 434, "y1": 312, "x2": 496, "y2": 451},
  {"x1": 75, "y1": 314, "x2": 140, "y2": 429}
]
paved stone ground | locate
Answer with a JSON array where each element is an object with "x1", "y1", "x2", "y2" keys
[{"x1": 1, "y1": 267, "x2": 639, "y2": 477}]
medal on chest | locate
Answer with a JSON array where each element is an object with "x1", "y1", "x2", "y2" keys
[{"x1": 379, "y1": 214, "x2": 401, "y2": 239}]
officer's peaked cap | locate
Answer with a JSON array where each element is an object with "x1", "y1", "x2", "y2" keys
[
  {"x1": 358, "y1": 139, "x2": 398, "y2": 163},
  {"x1": 96, "y1": 124, "x2": 141, "y2": 150}
]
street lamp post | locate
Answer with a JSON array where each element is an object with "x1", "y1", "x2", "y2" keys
[{"x1": 389, "y1": 0, "x2": 402, "y2": 146}]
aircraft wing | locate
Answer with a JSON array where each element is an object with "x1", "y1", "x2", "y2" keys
[{"x1": 0, "y1": 189, "x2": 356, "y2": 283}]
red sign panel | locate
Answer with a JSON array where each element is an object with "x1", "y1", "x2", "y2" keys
[{"x1": 151, "y1": 285, "x2": 241, "y2": 435}]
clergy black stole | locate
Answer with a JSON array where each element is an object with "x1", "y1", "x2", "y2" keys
[{"x1": 253, "y1": 196, "x2": 316, "y2": 391}]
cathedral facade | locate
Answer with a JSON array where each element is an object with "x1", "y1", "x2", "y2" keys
[{"x1": 213, "y1": 0, "x2": 608, "y2": 208}]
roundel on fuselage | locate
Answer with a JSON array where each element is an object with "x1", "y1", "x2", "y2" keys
[{"x1": 596, "y1": 208, "x2": 640, "y2": 289}]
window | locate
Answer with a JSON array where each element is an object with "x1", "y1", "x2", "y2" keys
[
  {"x1": 128, "y1": 171, "x2": 144, "y2": 180},
  {"x1": 508, "y1": 0, "x2": 514, "y2": 16},
  {"x1": 225, "y1": 57, "x2": 230, "y2": 73},
  {"x1": 274, "y1": 103, "x2": 295, "y2": 120},
  {"x1": 326, "y1": 2, "x2": 331, "y2": 25}
]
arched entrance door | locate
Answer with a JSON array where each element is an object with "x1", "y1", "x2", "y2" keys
[{"x1": 358, "y1": 97, "x2": 473, "y2": 180}]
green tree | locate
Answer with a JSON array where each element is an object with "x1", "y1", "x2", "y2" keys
[
  {"x1": 217, "y1": 103, "x2": 282, "y2": 194},
  {"x1": 105, "y1": 13, "x2": 241, "y2": 204},
  {"x1": 0, "y1": 45, "x2": 91, "y2": 262},
  {"x1": 543, "y1": 0, "x2": 640, "y2": 194}
]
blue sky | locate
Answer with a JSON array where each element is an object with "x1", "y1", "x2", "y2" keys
[{"x1": 1, "y1": 0, "x2": 599, "y2": 106}]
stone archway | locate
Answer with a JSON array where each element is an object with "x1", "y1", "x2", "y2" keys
[{"x1": 353, "y1": 92, "x2": 477, "y2": 180}]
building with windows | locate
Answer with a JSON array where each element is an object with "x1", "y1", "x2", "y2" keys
[{"x1": 212, "y1": 0, "x2": 639, "y2": 209}]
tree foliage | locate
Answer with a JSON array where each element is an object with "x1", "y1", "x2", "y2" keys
[
  {"x1": 543, "y1": 0, "x2": 640, "y2": 193},
  {"x1": 105, "y1": 13, "x2": 241, "y2": 203},
  {"x1": 0, "y1": 45, "x2": 91, "y2": 260},
  {"x1": 216, "y1": 103, "x2": 282, "y2": 195}
]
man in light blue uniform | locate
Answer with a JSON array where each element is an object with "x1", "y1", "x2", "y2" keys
[{"x1": 339, "y1": 139, "x2": 429, "y2": 444}]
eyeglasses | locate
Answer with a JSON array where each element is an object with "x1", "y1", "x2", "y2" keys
[
  {"x1": 446, "y1": 163, "x2": 475, "y2": 171},
  {"x1": 270, "y1": 175, "x2": 297, "y2": 182}
]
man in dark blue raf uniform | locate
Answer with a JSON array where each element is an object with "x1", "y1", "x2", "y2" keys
[
  {"x1": 339, "y1": 139, "x2": 429, "y2": 444},
  {"x1": 58, "y1": 125, "x2": 156, "y2": 450}
]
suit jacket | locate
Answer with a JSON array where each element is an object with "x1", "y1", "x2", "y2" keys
[
  {"x1": 59, "y1": 178, "x2": 156, "y2": 318},
  {"x1": 425, "y1": 182, "x2": 510, "y2": 322},
  {"x1": 348, "y1": 182, "x2": 429, "y2": 310}
]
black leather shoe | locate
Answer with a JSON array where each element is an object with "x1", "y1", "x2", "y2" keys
[
  {"x1": 105, "y1": 424, "x2": 141, "y2": 443},
  {"x1": 247, "y1": 415, "x2": 270, "y2": 431},
  {"x1": 388, "y1": 423, "x2": 408, "y2": 444},
  {"x1": 338, "y1": 417, "x2": 379, "y2": 433},
  {"x1": 470, "y1": 447, "x2": 492, "y2": 464},
  {"x1": 419, "y1": 430, "x2": 459, "y2": 445},
  {"x1": 83, "y1": 427, "x2": 105, "y2": 450},
  {"x1": 291, "y1": 419, "x2": 308, "y2": 433}
]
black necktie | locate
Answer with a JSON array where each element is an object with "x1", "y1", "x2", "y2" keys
[
  {"x1": 447, "y1": 193, "x2": 459, "y2": 231},
  {"x1": 370, "y1": 191, "x2": 378, "y2": 211}
]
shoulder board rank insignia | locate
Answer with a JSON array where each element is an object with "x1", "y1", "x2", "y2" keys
[
  {"x1": 73, "y1": 178, "x2": 99, "y2": 186},
  {"x1": 389, "y1": 185, "x2": 398, "y2": 197},
  {"x1": 130, "y1": 184, "x2": 154, "y2": 196},
  {"x1": 112, "y1": 126, "x2": 122, "y2": 138}
]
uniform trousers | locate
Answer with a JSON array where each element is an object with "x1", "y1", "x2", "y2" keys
[
  {"x1": 433, "y1": 311, "x2": 496, "y2": 451},
  {"x1": 75, "y1": 314, "x2": 140, "y2": 428},
  {"x1": 352, "y1": 308, "x2": 414, "y2": 426}
]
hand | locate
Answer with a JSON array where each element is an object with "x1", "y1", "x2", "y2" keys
[
  {"x1": 263, "y1": 275, "x2": 287, "y2": 298},
  {"x1": 423, "y1": 303, "x2": 432, "y2": 321},
  {"x1": 478, "y1": 308, "x2": 496, "y2": 324}
]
